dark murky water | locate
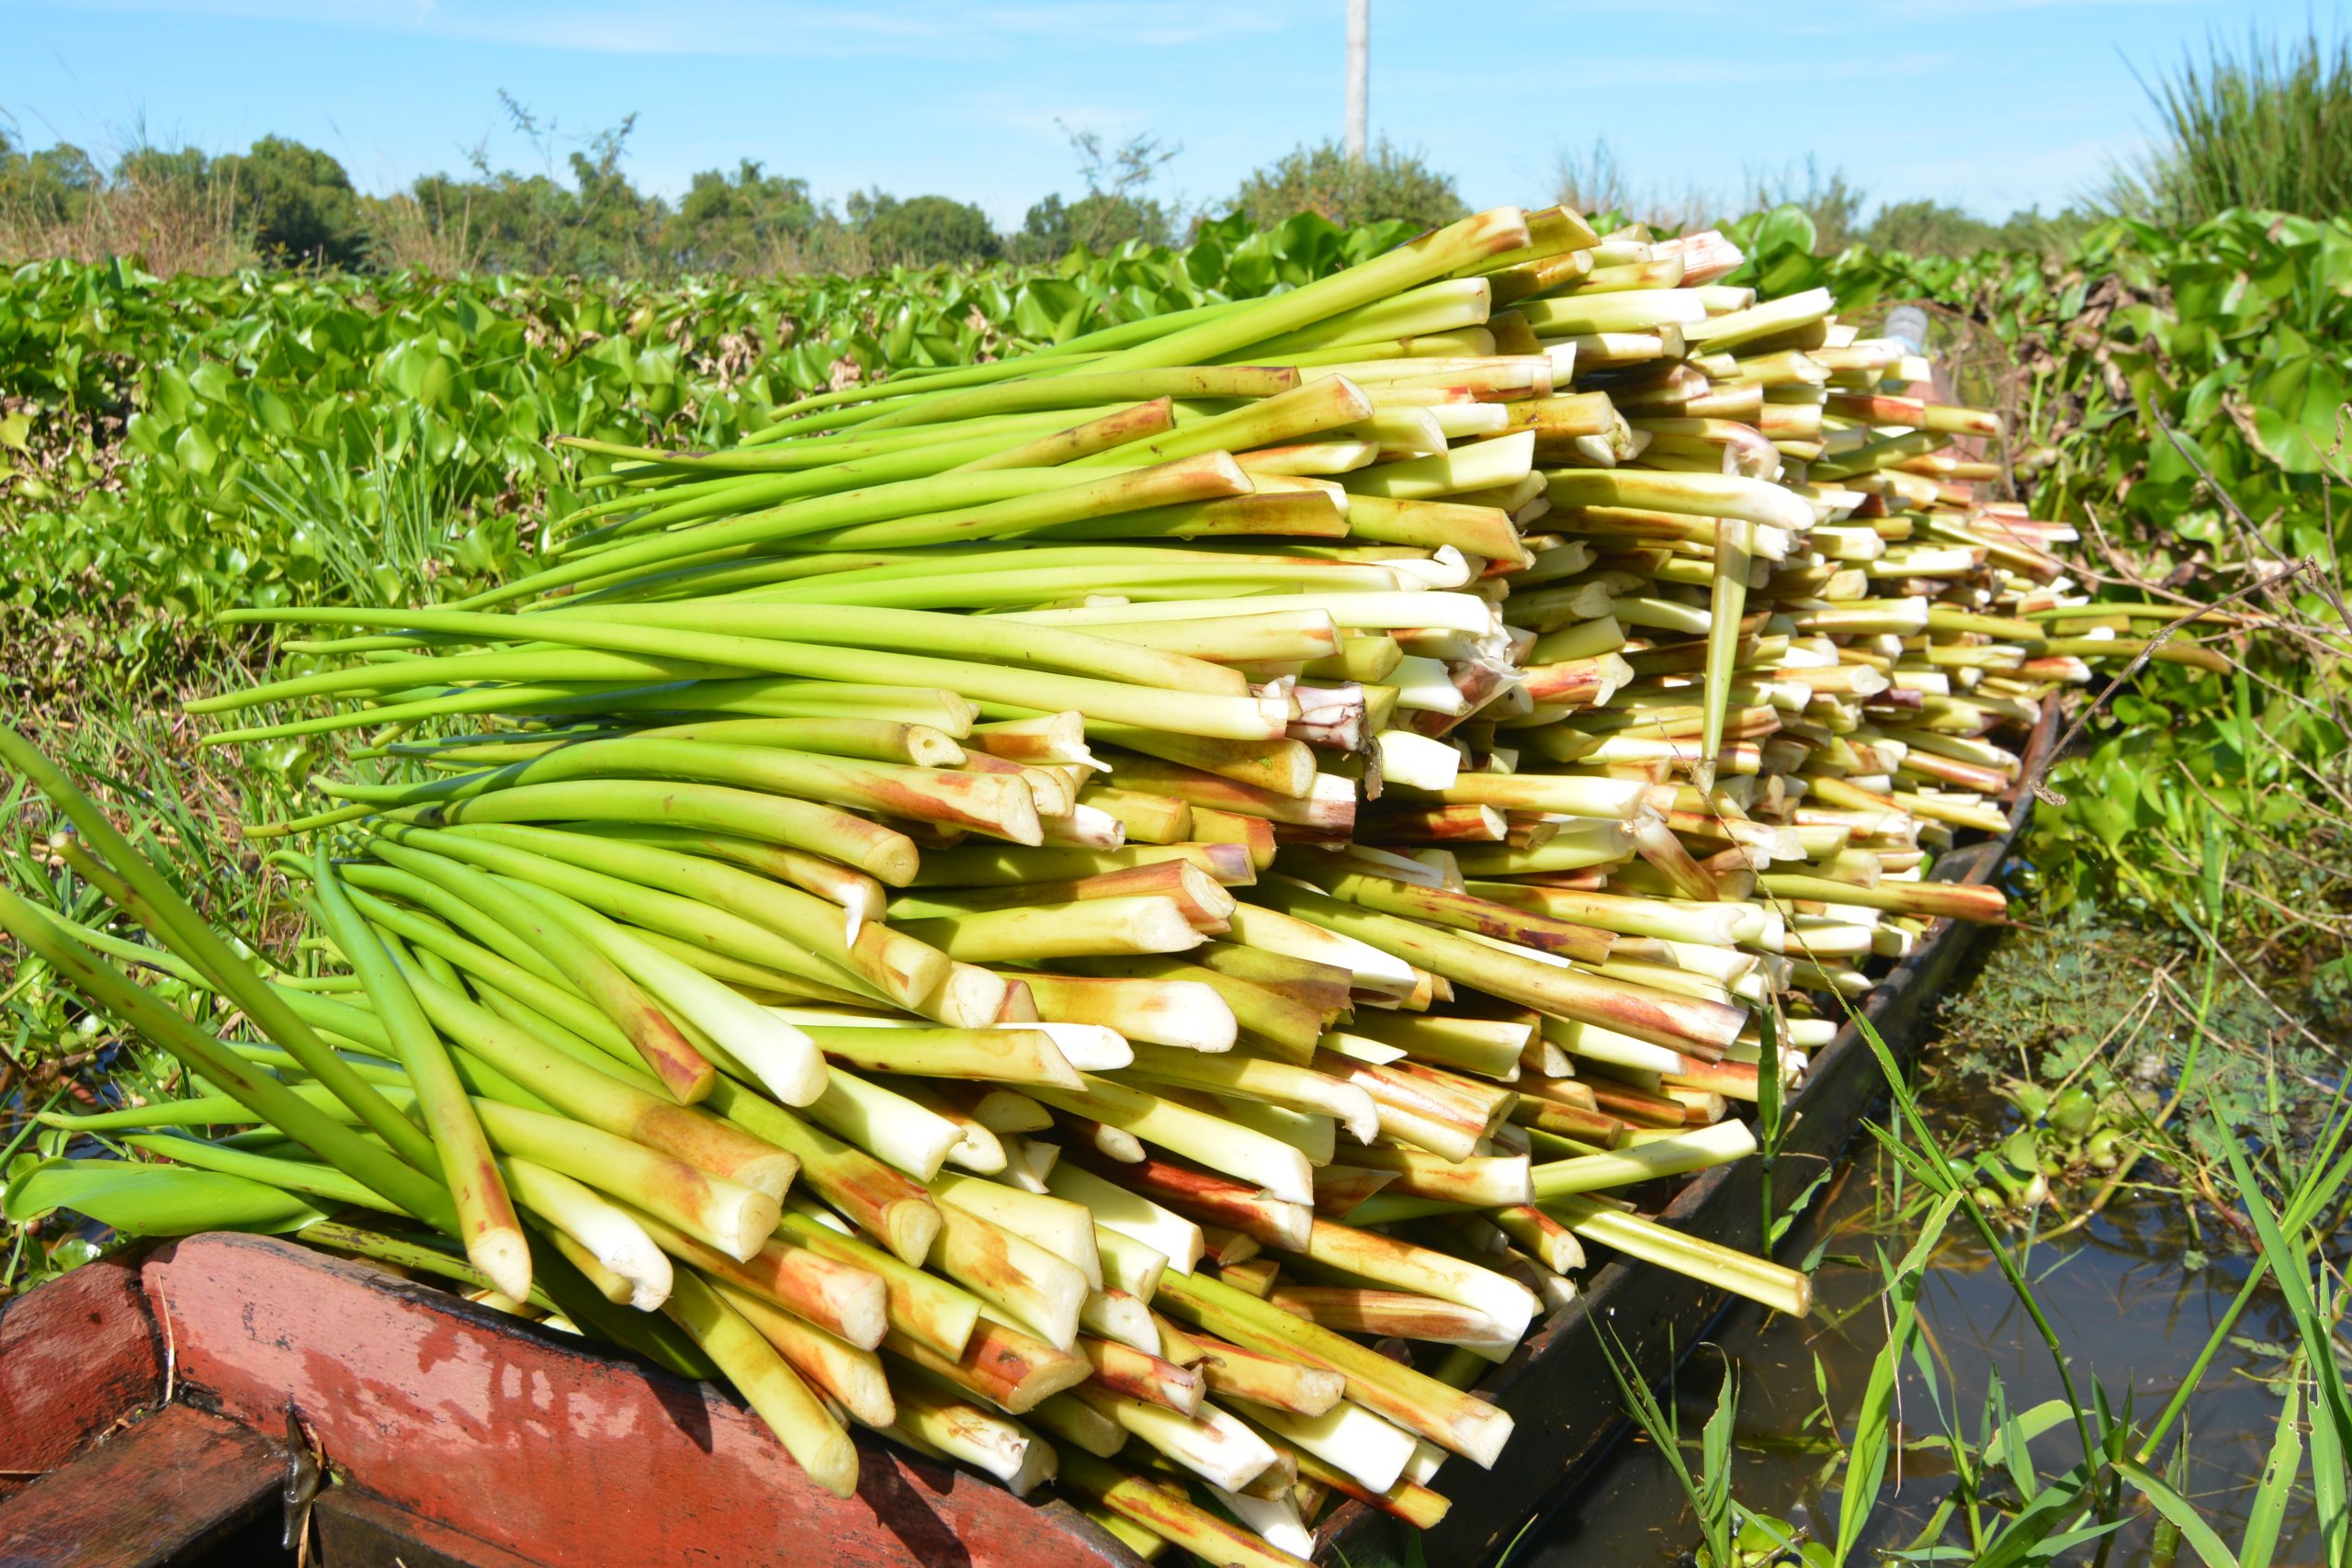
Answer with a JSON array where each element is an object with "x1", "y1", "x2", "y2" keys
[{"x1": 1519, "y1": 1117, "x2": 2335, "y2": 1566}]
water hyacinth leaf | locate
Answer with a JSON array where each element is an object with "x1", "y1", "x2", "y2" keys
[{"x1": 4, "y1": 1157, "x2": 329, "y2": 1235}]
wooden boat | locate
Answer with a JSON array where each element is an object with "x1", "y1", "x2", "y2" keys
[{"x1": 0, "y1": 708, "x2": 2056, "y2": 1568}]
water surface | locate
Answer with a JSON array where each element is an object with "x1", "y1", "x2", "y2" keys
[{"x1": 1518, "y1": 1128, "x2": 2333, "y2": 1565}]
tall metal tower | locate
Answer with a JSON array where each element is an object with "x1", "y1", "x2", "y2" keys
[{"x1": 1346, "y1": 0, "x2": 1369, "y2": 161}]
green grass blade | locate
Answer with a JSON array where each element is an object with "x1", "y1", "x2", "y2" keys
[
  {"x1": 1982, "y1": 1397, "x2": 2076, "y2": 1502},
  {"x1": 2113, "y1": 1454, "x2": 2238, "y2": 1568},
  {"x1": 1755, "y1": 1001, "x2": 1782, "y2": 1243},
  {"x1": 4, "y1": 1156, "x2": 328, "y2": 1235},
  {"x1": 1697, "y1": 1355, "x2": 1738, "y2": 1563},
  {"x1": 2238, "y1": 1379, "x2": 2304, "y2": 1568},
  {"x1": 2221, "y1": 1129, "x2": 2352, "y2": 1561},
  {"x1": 0, "y1": 726, "x2": 437, "y2": 1168},
  {"x1": 1832, "y1": 1189, "x2": 1962, "y2": 1565}
]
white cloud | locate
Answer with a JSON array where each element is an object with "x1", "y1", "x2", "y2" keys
[
  {"x1": 1384, "y1": 47, "x2": 1957, "y2": 95},
  {"x1": 46, "y1": 0, "x2": 1317, "y2": 58},
  {"x1": 1867, "y1": 0, "x2": 2215, "y2": 16}
]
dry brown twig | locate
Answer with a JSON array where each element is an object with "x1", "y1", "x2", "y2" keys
[{"x1": 2028, "y1": 561, "x2": 2314, "y2": 809}]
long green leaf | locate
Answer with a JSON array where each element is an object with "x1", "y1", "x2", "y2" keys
[
  {"x1": 2221, "y1": 1130, "x2": 2352, "y2": 1562},
  {"x1": 1982, "y1": 1397, "x2": 2077, "y2": 1499},
  {"x1": 5, "y1": 1156, "x2": 326, "y2": 1234},
  {"x1": 0, "y1": 885, "x2": 458, "y2": 1231},
  {"x1": 1698, "y1": 1356, "x2": 1738, "y2": 1562},
  {"x1": 2239, "y1": 1379, "x2": 2304, "y2": 1568},
  {"x1": 0, "y1": 726, "x2": 436, "y2": 1170},
  {"x1": 1964, "y1": 1459, "x2": 2119, "y2": 1568},
  {"x1": 1838, "y1": 1002, "x2": 2098, "y2": 1476},
  {"x1": 1755, "y1": 1000, "x2": 1783, "y2": 1246},
  {"x1": 2114, "y1": 1455, "x2": 2238, "y2": 1568},
  {"x1": 1832, "y1": 1188, "x2": 1962, "y2": 1566},
  {"x1": 123, "y1": 1134, "x2": 400, "y2": 1214}
]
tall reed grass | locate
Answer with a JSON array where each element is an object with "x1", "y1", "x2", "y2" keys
[
  {"x1": 2112, "y1": 25, "x2": 2352, "y2": 224},
  {"x1": 1598, "y1": 1001, "x2": 2352, "y2": 1565},
  {"x1": 0, "y1": 162, "x2": 255, "y2": 276}
]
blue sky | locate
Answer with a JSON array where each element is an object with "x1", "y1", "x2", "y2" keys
[{"x1": 4, "y1": 1, "x2": 2336, "y2": 227}]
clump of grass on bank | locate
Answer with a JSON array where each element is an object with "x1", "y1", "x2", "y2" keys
[
  {"x1": 2, "y1": 670, "x2": 323, "y2": 1295},
  {"x1": 2114, "y1": 24, "x2": 2352, "y2": 226},
  {"x1": 1553, "y1": 23, "x2": 2352, "y2": 256},
  {"x1": 1611, "y1": 1081, "x2": 2352, "y2": 1564},
  {"x1": 1606, "y1": 932, "x2": 2352, "y2": 1565},
  {"x1": 0, "y1": 155, "x2": 256, "y2": 276},
  {"x1": 2, "y1": 651, "x2": 315, "y2": 947}
]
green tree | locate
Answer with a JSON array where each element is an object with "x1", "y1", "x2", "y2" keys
[
  {"x1": 1009, "y1": 127, "x2": 1179, "y2": 262},
  {"x1": 559, "y1": 116, "x2": 655, "y2": 273},
  {"x1": 1227, "y1": 139, "x2": 1464, "y2": 231},
  {"x1": 1860, "y1": 198, "x2": 1998, "y2": 255},
  {"x1": 666, "y1": 159, "x2": 823, "y2": 272},
  {"x1": 1855, "y1": 200, "x2": 2095, "y2": 258},
  {"x1": 851, "y1": 191, "x2": 1001, "y2": 267},
  {"x1": 390, "y1": 99, "x2": 660, "y2": 275},
  {"x1": 1011, "y1": 190, "x2": 1170, "y2": 261},
  {"x1": 399, "y1": 168, "x2": 552, "y2": 273},
  {"x1": 216, "y1": 136, "x2": 368, "y2": 268},
  {"x1": 0, "y1": 131, "x2": 101, "y2": 227},
  {"x1": 112, "y1": 143, "x2": 213, "y2": 192}
]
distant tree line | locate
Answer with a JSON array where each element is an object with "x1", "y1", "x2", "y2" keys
[
  {"x1": 0, "y1": 97, "x2": 1472, "y2": 277},
  {"x1": 27, "y1": 30, "x2": 2335, "y2": 284},
  {"x1": 1544, "y1": 141, "x2": 2101, "y2": 263}
]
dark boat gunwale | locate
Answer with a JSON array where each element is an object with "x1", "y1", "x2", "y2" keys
[{"x1": 1318, "y1": 699, "x2": 2057, "y2": 1567}]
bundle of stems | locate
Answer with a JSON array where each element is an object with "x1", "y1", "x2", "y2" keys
[{"x1": 6, "y1": 197, "x2": 2123, "y2": 1564}]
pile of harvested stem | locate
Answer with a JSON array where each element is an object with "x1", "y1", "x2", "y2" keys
[{"x1": 5, "y1": 204, "x2": 2159, "y2": 1565}]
